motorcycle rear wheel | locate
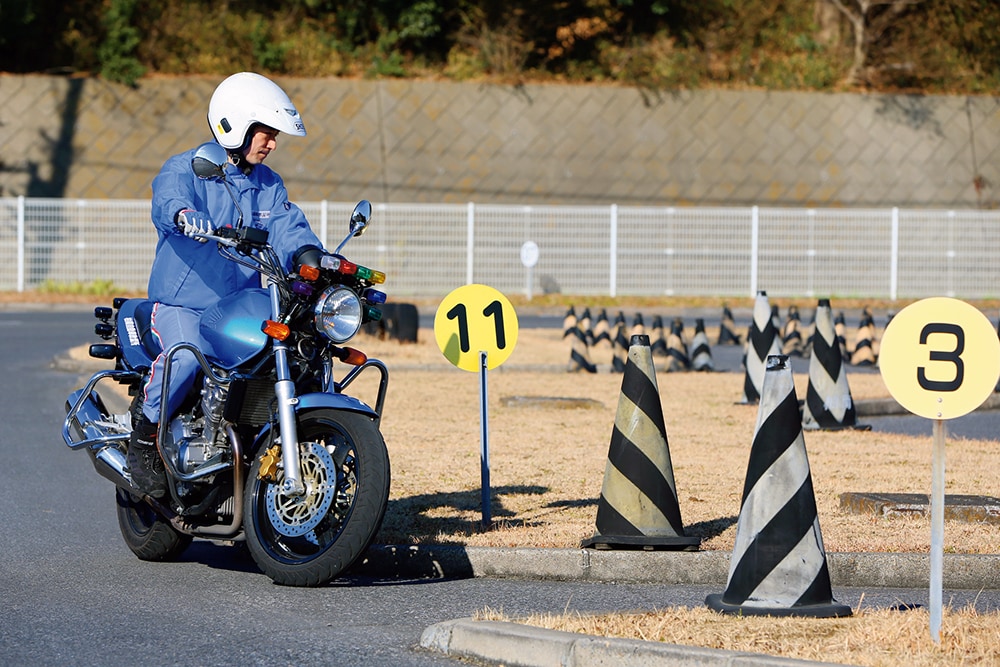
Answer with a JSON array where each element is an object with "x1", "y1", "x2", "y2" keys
[
  {"x1": 244, "y1": 409, "x2": 390, "y2": 586},
  {"x1": 116, "y1": 488, "x2": 193, "y2": 561}
]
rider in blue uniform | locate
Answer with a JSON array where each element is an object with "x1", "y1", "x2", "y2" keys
[{"x1": 129, "y1": 72, "x2": 323, "y2": 498}]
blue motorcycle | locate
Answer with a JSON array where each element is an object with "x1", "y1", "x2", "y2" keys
[{"x1": 63, "y1": 143, "x2": 390, "y2": 586}]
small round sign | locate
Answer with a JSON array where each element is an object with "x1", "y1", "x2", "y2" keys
[
  {"x1": 520, "y1": 241, "x2": 539, "y2": 268},
  {"x1": 879, "y1": 297, "x2": 1000, "y2": 420},
  {"x1": 434, "y1": 284, "x2": 519, "y2": 372}
]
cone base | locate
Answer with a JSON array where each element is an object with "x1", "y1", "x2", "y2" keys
[
  {"x1": 581, "y1": 534, "x2": 701, "y2": 551},
  {"x1": 801, "y1": 422, "x2": 872, "y2": 432},
  {"x1": 705, "y1": 593, "x2": 852, "y2": 618}
]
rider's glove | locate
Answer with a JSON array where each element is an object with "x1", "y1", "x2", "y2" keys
[{"x1": 177, "y1": 209, "x2": 214, "y2": 242}]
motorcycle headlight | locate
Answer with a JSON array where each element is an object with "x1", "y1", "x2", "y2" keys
[{"x1": 313, "y1": 287, "x2": 362, "y2": 343}]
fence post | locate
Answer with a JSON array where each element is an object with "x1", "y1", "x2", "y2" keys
[
  {"x1": 320, "y1": 199, "x2": 328, "y2": 247},
  {"x1": 749, "y1": 205, "x2": 759, "y2": 297},
  {"x1": 466, "y1": 202, "x2": 475, "y2": 285},
  {"x1": 16, "y1": 195, "x2": 25, "y2": 292},
  {"x1": 890, "y1": 206, "x2": 899, "y2": 301},
  {"x1": 609, "y1": 203, "x2": 618, "y2": 298}
]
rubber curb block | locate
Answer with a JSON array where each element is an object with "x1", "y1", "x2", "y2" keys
[
  {"x1": 356, "y1": 545, "x2": 1000, "y2": 589},
  {"x1": 419, "y1": 618, "x2": 849, "y2": 667}
]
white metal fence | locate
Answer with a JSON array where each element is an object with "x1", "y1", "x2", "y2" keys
[{"x1": 3, "y1": 197, "x2": 1000, "y2": 300}]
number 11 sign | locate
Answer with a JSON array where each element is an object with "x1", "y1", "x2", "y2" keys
[
  {"x1": 879, "y1": 297, "x2": 1000, "y2": 643},
  {"x1": 434, "y1": 284, "x2": 520, "y2": 526}
]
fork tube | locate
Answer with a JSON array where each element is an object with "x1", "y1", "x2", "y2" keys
[{"x1": 269, "y1": 281, "x2": 304, "y2": 496}]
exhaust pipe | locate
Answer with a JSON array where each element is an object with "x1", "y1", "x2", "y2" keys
[{"x1": 92, "y1": 446, "x2": 140, "y2": 493}]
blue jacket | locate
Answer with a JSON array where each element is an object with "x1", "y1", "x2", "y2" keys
[{"x1": 149, "y1": 147, "x2": 322, "y2": 311}]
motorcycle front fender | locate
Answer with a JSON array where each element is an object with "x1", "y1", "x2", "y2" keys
[{"x1": 250, "y1": 391, "x2": 380, "y2": 452}]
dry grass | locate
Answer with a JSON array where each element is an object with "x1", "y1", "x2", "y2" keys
[
  {"x1": 477, "y1": 603, "x2": 1000, "y2": 667},
  {"x1": 360, "y1": 325, "x2": 1000, "y2": 556}
]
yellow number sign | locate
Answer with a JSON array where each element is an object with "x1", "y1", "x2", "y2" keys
[
  {"x1": 879, "y1": 297, "x2": 1000, "y2": 420},
  {"x1": 434, "y1": 284, "x2": 519, "y2": 372}
]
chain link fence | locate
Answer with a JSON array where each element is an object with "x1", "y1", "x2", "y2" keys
[{"x1": 2, "y1": 197, "x2": 999, "y2": 300}]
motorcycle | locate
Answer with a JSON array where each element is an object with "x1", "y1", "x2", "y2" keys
[{"x1": 63, "y1": 142, "x2": 391, "y2": 586}]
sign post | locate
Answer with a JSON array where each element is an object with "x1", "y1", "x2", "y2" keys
[
  {"x1": 520, "y1": 241, "x2": 539, "y2": 301},
  {"x1": 878, "y1": 297, "x2": 1000, "y2": 642},
  {"x1": 434, "y1": 284, "x2": 519, "y2": 527}
]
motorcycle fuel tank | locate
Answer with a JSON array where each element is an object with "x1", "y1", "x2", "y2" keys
[{"x1": 200, "y1": 289, "x2": 271, "y2": 369}]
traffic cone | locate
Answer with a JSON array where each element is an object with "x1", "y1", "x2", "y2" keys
[
  {"x1": 718, "y1": 304, "x2": 742, "y2": 345},
  {"x1": 579, "y1": 307, "x2": 594, "y2": 346},
  {"x1": 850, "y1": 307, "x2": 877, "y2": 366},
  {"x1": 566, "y1": 321, "x2": 598, "y2": 373},
  {"x1": 741, "y1": 291, "x2": 780, "y2": 404},
  {"x1": 781, "y1": 305, "x2": 805, "y2": 356},
  {"x1": 592, "y1": 308, "x2": 611, "y2": 348},
  {"x1": 582, "y1": 335, "x2": 700, "y2": 551},
  {"x1": 665, "y1": 318, "x2": 691, "y2": 372},
  {"x1": 691, "y1": 318, "x2": 715, "y2": 372},
  {"x1": 611, "y1": 315, "x2": 629, "y2": 373},
  {"x1": 834, "y1": 311, "x2": 850, "y2": 362},
  {"x1": 650, "y1": 315, "x2": 668, "y2": 357},
  {"x1": 802, "y1": 300, "x2": 869, "y2": 431},
  {"x1": 707, "y1": 355, "x2": 851, "y2": 617},
  {"x1": 630, "y1": 312, "x2": 645, "y2": 337},
  {"x1": 562, "y1": 305, "x2": 577, "y2": 339}
]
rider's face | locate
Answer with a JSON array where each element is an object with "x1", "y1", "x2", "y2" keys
[{"x1": 242, "y1": 127, "x2": 279, "y2": 166}]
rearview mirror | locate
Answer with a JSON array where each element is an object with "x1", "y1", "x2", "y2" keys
[{"x1": 191, "y1": 142, "x2": 229, "y2": 179}]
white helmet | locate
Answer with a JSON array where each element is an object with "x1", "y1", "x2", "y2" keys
[{"x1": 207, "y1": 72, "x2": 306, "y2": 150}]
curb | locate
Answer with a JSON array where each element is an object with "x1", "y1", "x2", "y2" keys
[
  {"x1": 419, "y1": 618, "x2": 850, "y2": 667},
  {"x1": 355, "y1": 544, "x2": 1000, "y2": 590}
]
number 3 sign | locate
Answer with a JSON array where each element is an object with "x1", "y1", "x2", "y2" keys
[{"x1": 879, "y1": 297, "x2": 1000, "y2": 420}]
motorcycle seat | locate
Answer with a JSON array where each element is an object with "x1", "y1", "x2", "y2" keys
[{"x1": 117, "y1": 299, "x2": 162, "y2": 369}]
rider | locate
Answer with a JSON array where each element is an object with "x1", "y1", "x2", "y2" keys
[{"x1": 128, "y1": 72, "x2": 324, "y2": 498}]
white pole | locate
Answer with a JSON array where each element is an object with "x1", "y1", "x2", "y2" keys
[
  {"x1": 930, "y1": 419, "x2": 946, "y2": 643},
  {"x1": 750, "y1": 205, "x2": 759, "y2": 297},
  {"x1": 466, "y1": 202, "x2": 475, "y2": 285},
  {"x1": 16, "y1": 195, "x2": 25, "y2": 293},
  {"x1": 890, "y1": 207, "x2": 899, "y2": 301},
  {"x1": 609, "y1": 204, "x2": 618, "y2": 298},
  {"x1": 320, "y1": 199, "x2": 328, "y2": 247}
]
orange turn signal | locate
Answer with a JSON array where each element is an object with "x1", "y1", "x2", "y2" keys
[
  {"x1": 261, "y1": 320, "x2": 291, "y2": 341},
  {"x1": 298, "y1": 264, "x2": 320, "y2": 281},
  {"x1": 338, "y1": 347, "x2": 367, "y2": 366}
]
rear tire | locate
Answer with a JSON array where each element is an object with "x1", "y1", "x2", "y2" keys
[
  {"x1": 244, "y1": 409, "x2": 390, "y2": 586},
  {"x1": 116, "y1": 488, "x2": 192, "y2": 561}
]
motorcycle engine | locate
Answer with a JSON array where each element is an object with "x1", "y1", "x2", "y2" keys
[{"x1": 161, "y1": 378, "x2": 231, "y2": 475}]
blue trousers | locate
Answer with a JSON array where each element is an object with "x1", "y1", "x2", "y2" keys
[{"x1": 141, "y1": 303, "x2": 208, "y2": 424}]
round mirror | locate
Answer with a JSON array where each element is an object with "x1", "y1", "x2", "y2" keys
[
  {"x1": 350, "y1": 200, "x2": 372, "y2": 237},
  {"x1": 191, "y1": 142, "x2": 229, "y2": 179}
]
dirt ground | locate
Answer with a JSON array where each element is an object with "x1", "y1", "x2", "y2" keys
[{"x1": 344, "y1": 323, "x2": 1000, "y2": 556}]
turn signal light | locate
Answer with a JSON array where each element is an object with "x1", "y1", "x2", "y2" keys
[
  {"x1": 298, "y1": 264, "x2": 320, "y2": 281},
  {"x1": 261, "y1": 320, "x2": 291, "y2": 341},
  {"x1": 336, "y1": 347, "x2": 368, "y2": 366}
]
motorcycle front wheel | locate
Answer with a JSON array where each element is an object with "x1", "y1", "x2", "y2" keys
[{"x1": 244, "y1": 409, "x2": 390, "y2": 586}]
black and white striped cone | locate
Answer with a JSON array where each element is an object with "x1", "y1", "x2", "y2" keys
[
  {"x1": 718, "y1": 304, "x2": 742, "y2": 345},
  {"x1": 834, "y1": 311, "x2": 850, "y2": 362},
  {"x1": 850, "y1": 307, "x2": 877, "y2": 366},
  {"x1": 781, "y1": 305, "x2": 805, "y2": 356},
  {"x1": 691, "y1": 318, "x2": 715, "y2": 371},
  {"x1": 707, "y1": 355, "x2": 851, "y2": 617},
  {"x1": 665, "y1": 318, "x2": 691, "y2": 372},
  {"x1": 801, "y1": 307, "x2": 815, "y2": 358},
  {"x1": 741, "y1": 291, "x2": 780, "y2": 404},
  {"x1": 579, "y1": 307, "x2": 594, "y2": 347},
  {"x1": 562, "y1": 306, "x2": 577, "y2": 339},
  {"x1": 630, "y1": 312, "x2": 645, "y2": 337},
  {"x1": 650, "y1": 315, "x2": 669, "y2": 357},
  {"x1": 592, "y1": 308, "x2": 611, "y2": 348},
  {"x1": 611, "y1": 317, "x2": 629, "y2": 373},
  {"x1": 582, "y1": 335, "x2": 700, "y2": 551},
  {"x1": 802, "y1": 300, "x2": 869, "y2": 431},
  {"x1": 566, "y1": 322, "x2": 598, "y2": 373}
]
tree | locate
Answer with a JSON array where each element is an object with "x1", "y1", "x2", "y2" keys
[{"x1": 826, "y1": 0, "x2": 923, "y2": 86}]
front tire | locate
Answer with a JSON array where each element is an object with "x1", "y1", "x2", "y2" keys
[
  {"x1": 116, "y1": 488, "x2": 192, "y2": 561},
  {"x1": 244, "y1": 409, "x2": 390, "y2": 586}
]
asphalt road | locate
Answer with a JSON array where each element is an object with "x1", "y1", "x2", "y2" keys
[{"x1": 3, "y1": 308, "x2": 999, "y2": 667}]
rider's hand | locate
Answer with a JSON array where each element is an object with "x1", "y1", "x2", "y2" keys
[{"x1": 177, "y1": 209, "x2": 214, "y2": 242}]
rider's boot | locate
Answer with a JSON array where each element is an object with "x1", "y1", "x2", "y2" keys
[{"x1": 127, "y1": 415, "x2": 167, "y2": 499}]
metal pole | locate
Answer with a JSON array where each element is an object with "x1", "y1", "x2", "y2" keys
[
  {"x1": 16, "y1": 195, "x2": 25, "y2": 293},
  {"x1": 466, "y1": 202, "x2": 475, "y2": 285},
  {"x1": 890, "y1": 207, "x2": 899, "y2": 301},
  {"x1": 479, "y1": 350, "x2": 491, "y2": 527},
  {"x1": 609, "y1": 204, "x2": 618, "y2": 298},
  {"x1": 750, "y1": 205, "x2": 759, "y2": 297},
  {"x1": 930, "y1": 418, "x2": 946, "y2": 643}
]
